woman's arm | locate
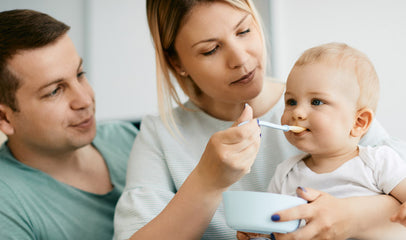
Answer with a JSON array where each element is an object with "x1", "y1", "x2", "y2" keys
[
  {"x1": 126, "y1": 105, "x2": 261, "y2": 240},
  {"x1": 272, "y1": 187, "x2": 406, "y2": 240},
  {"x1": 390, "y1": 179, "x2": 406, "y2": 227},
  {"x1": 129, "y1": 169, "x2": 224, "y2": 239}
]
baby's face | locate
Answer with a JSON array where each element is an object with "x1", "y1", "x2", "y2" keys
[{"x1": 281, "y1": 62, "x2": 360, "y2": 155}]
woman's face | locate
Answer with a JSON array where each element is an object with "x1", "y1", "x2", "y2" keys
[{"x1": 173, "y1": 1, "x2": 264, "y2": 105}]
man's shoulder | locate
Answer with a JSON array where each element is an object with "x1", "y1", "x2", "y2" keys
[
  {"x1": 95, "y1": 120, "x2": 138, "y2": 144},
  {"x1": 0, "y1": 149, "x2": 31, "y2": 207},
  {"x1": 0, "y1": 145, "x2": 21, "y2": 179}
]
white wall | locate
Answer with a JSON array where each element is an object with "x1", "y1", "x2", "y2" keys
[
  {"x1": 1, "y1": 0, "x2": 86, "y2": 58},
  {"x1": 2, "y1": 1, "x2": 406, "y2": 140},
  {"x1": 269, "y1": 0, "x2": 406, "y2": 140},
  {"x1": 87, "y1": 0, "x2": 157, "y2": 122},
  {"x1": 1, "y1": 0, "x2": 157, "y2": 122}
]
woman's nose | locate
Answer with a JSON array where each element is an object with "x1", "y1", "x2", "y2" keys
[{"x1": 227, "y1": 43, "x2": 248, "y2": 69}]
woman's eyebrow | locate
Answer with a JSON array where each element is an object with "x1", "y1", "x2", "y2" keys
[
  {"x1": 191, "y1": 13, "x2": 250, "y2": 48},
  {"x1": 234, "y1": 13, "x2": 249, "y2": 30}
]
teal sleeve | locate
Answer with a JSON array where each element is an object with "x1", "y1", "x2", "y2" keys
[{"x1": 94, "y1": 120, "x2": 138, "y2": 191}]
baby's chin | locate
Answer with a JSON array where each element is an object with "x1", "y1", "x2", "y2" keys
[{"x1": 287, "y1": 139, "x2": 313, "y2": 153}]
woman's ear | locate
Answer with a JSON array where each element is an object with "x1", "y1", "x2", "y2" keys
[
  {"x1": 168, "y1": 55, "x2": 188, "y2": 77},
  {"x1": 350, "y1": 108, "x2": 374, "y2": 137},
  {"x1": 0, "y1": 104, "x2": 15, "y2": 135}
]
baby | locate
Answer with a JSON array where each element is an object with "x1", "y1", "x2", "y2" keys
[{"x1": 239, "y1": 42, "x2": 406, "y2": 239}]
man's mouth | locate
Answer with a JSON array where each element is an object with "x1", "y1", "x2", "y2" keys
[{"x1": 71, "y1": 115, "x2": 94, "y2": 128}]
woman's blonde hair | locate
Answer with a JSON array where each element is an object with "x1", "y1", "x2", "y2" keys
[
  {"x1": 146, "y1": 0, "x2": 266, "y2": 134},
  {"x1": 293, "y1": 42, "x2": 380, "y2": 113}
]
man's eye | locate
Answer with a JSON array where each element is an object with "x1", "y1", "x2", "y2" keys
[
  {"x1": 202, "y1": 46, "x2": 219, "y2": 56},
  {"x1": 311, "y1": 99, "x2": 324, "y2": 106},
  {"x1": 286, "y1": 99, "x2": 297, "y2": 106},
  {"x1": 46, "y1": 86, "x2": 62, "y2": 98}
]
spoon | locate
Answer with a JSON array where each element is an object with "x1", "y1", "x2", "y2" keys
[{"x1": 238, "y1": 120, "x2": 306, "y2": 133}]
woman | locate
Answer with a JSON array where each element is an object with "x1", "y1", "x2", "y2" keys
[{"x1": 114, "y1": 1, "x2": 406, "y2": 239}]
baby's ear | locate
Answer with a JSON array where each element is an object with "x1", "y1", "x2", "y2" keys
[
  {"x1": 0, "y1": 104, "x2": 15, "y2": 135},
  {"x1": 350, "y1": 108, "x2": 374, "y2": 137}
]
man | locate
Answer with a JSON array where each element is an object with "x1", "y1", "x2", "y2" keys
[{"x1": 0, "y1": 9, "x2": 137, "y2": 239}]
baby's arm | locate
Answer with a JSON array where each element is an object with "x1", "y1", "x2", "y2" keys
[{"x1": 390, "y1": 178, "x2": 406, "y2": 226}]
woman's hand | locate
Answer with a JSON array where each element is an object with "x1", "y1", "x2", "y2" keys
[
  {"x1": 195, "y1": 104, "x2": 261, "y2": 191},
  {"x1": 272, "y1": 187, "x2": 352, "y2": 240}
]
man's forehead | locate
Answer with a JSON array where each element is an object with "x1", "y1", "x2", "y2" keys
[{"x1": 7, "y1": 36, "x2": 82, "y2": 90}]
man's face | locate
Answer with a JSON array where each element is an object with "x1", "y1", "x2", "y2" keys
[{"x1": 5, "y1": 34, "x2": 96, "y2": 154}]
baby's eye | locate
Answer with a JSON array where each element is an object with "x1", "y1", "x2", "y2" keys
[
  {"x1": 311, "y1": 99, "x2": 324, "y2": 106},
  {"x1": 286, "y1": 99, "x2": 297, "y2": 106}
]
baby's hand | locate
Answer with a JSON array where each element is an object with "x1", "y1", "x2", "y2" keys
[
  {"x1": 236, "y1": 231, "x2": 272, "y2": 240},
  {"x1": 390, "y1": 202, "x2": 406, "y2": 227}
]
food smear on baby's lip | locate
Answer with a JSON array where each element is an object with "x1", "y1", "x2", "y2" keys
[{"x1": 289, "y1": 126, "x2": 306, "y2": 133}]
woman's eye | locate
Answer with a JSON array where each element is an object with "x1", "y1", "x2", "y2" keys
[
  {"x1": 77, "y1": 71, "x2": 86, "y2": 78},
  {"x1": 202, "y1": 46, "x2": 219, "y2": 56},
  {"x1": 311, "y1": 99, "x2": 324, "y2": 106},
  {"x1": 286, "y1": 99, "x2": 297, "y2": 106},
  {"x1": 238, "y1": 28, "x2": 250, "y2": 36}
]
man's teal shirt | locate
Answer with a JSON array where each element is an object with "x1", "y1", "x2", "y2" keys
[{"x1": 0, "y1": 121, "x2": 137, "y2": 240}]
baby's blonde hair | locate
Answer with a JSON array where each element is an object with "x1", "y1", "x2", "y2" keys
[{"x1": 293, "y1": 42, "x2": 380, "y2": 112}]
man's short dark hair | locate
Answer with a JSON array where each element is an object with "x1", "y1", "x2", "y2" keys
[{"x1": 0, "y1": 9, "x2": 70, "y2": 111}]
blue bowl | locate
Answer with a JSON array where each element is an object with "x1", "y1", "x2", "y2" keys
[{"x1": 222, "y1": 191, "x2": 307, "y2": 234}]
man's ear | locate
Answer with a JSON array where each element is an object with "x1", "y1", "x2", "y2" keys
[
  {"x1": 350, "y1": 108, "x2": 374, "y2": 137},
  {"x1": 0, "y1": 104, "x2": 15, "y2": 135}
]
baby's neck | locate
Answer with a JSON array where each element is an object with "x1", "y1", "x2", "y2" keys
[{"x1": 304, "y1": 147, "x2": 359, "y2": 174}]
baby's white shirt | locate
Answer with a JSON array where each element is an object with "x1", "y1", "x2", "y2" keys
[{"x1": 268, "y1": 145, "x2": 406, "y2": 198}]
